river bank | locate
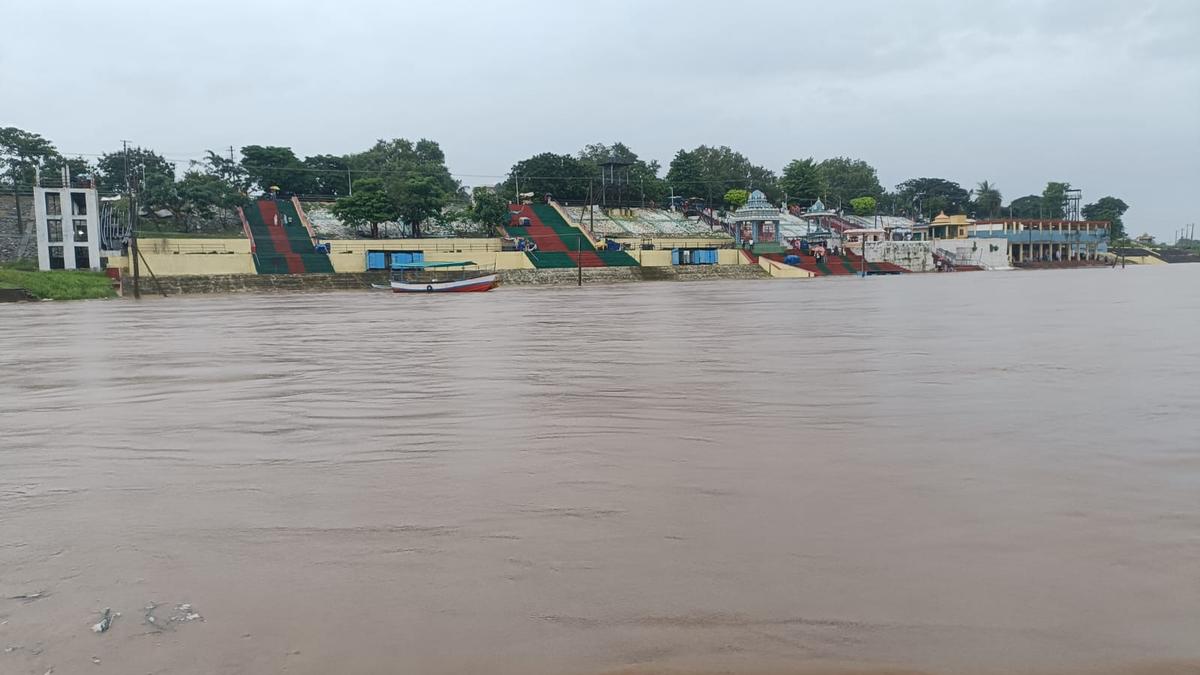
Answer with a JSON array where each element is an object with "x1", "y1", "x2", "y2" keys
[
  {"x1": 0, "y1": 262, "x2": 116, "y2": 301},
  {"x1": 105, "y1": 264, "x2": 770, "y2": 296}
]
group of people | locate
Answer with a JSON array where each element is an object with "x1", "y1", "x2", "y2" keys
[{"x1": 512, "y1": 237, "x2": 538, "y2": 253}]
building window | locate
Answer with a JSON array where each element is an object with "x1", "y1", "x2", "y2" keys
[
  {"x1": 46, "y1": 218, "x2": 63, "y2": 242},
  {"x1": 74, "y1": 246, "x2": 91, "y2": 269},
  {"x1": 73, "y1": 219, "x2": 89, "y2": 242},
  {"x1": 45, "y1": 192, "x2": 62, "y2": 215},
  {"x1": 71, "y1": 192, "x2": 88, "y2": 216},
  {"x1": 48, "y1": 245, "x2": 65, "y2": 269}
]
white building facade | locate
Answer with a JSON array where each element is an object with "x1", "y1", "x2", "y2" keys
[{"x1": 33, "y1": 186, "x2": 101, "y2": 271}]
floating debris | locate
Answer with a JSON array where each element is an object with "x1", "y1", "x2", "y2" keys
[
  {"x1": 7, "y1": 591, "x2": 49, "y2": 603},
  {"x1": 143, "y1": 602, "x2": 203, "y2": 631},
  {"x1": 91, "y1": 608, "x2": 114, "y2": 634},
  {"x1": 4, "y1": 645, "x2": 21, "y2": 653},
  {"x1": 91, "y1": 656, "x2": 101, "y2": 664},
  {"x1": 172, "y1": 603, "x2": 203, "y2": 623}
]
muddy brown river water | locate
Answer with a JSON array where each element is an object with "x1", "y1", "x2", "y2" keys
[{"x1": 1, "y1": 266, "x2": 1198, "y2": 675}]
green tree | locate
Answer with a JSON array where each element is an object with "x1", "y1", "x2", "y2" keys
[
  {"x1": 850, "y1": 196, "x2": 877, "y2": 216},
  {"x1": 0, "y1": 127, "x2": 60, "y2": 233},
  {"x1": 1082, "y1": 196, "x2": 1129, "y2": 240},
  {"x1": 198, "y1": 150, "x2": 250, "y2": 193},
  {"x1": 723, "y1": 188, "x2": 750, "y2": 209},
  {"x1": 331, "y1": 178, "x2": 396, "y2": 239},
  {"x1": 96, "y1": 146, "x2": 179, "y2": 215},
  {"x1": 778, "y1": 158, "x2": 826, "y2": 207},
  {"x1": 346, "y1": 138, "x2": 460, "y2": 198},
  {"x1": 303, "y1": 154, "x2": 352, "y2": 198},
  {"x1": 816, "y1": 157, "x2": 883, "y2": 209},
  {"x1": 502, "y1": 152, "x2": 592, "y2": 202},
  {"x1": 972, "y1": 180, "x2": 1002, "y2": 218},
  {"x1": 688, "y1": 145, "x2": 778, "y2": 203},
  {"x1": 388, "y1": 175, "x2": 445, "y2": 238},
  {"x1": 44, "y1": 155, "x2": 94, "y2": 183},
  {"x1": 666, "y1": 149, "x2": 705, "y2": 200},
  {"x1": 1042, "y1": 181, "x2": 1070, "y2": 218},
  {"x1": 174, "y1": 171, "x2": 246, "y2": 231},
  {"x1": 895, "y1": 177, "x2": 970, "y2": 217},
  {"x1": 1008, "y1": 195, "x2": 1043, "y2": 218},
  {"x1": 240, "y1": 145, "x2": 311, "y2": 195},
  {"x1": 468, "y1": 186, "x2": 510, "y2": 235}
]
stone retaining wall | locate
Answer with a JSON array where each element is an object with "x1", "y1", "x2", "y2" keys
[
  {"x1": 139, "y1": 272, "x2": 390, "y2": 295},
  {"x1": 0, "y1": 194, "x2": 36, "y2": 263},
  {"x1": 141, "y1": 264, "x2": 771, "y2": 296},
  {"x1": 498, "y1": 264, "x2": 768, "y2": 286}
]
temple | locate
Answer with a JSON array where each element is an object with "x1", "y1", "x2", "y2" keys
[{"x1": 731, "y1": 190, "x2": 784, "y2": 254}]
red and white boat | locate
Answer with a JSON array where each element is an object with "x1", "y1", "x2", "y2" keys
[{"x1": 373, "y1": 261, "x2": 499, "y2": 293}]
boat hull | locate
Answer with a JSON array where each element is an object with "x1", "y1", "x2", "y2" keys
[{"x1": 390, "y1": 274, "x2": 498, "y2": 293}]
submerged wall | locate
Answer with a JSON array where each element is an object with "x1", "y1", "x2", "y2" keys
[
  {"x1": 864, "y1": 241, "x2": 935, "y2": 272},
  {"x1": 934, "y1": 238, "x2": 1010, "y2": 269}
]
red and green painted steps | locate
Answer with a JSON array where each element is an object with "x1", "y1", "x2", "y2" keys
[
  {"x1": 508, "y1": 204, "x2": 638, "y2": 268},
  {"x1": 244, "y1": 199, "x2": 333, "y2": 274},
  {"x1": 764, "y1": 250, "x2": 911, "y2": 276}
]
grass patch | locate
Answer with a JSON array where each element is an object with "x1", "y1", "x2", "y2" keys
[{"x1": 0, "y1": 265, "x2": 116, "y2": 300}]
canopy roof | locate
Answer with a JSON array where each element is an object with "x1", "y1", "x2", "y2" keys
[
  {"x1": 394, "y1": 261, "x2": 476, "y2": 269},
  {"x1": 732, "y1": 190, "x2": 779, "y2": 222}
]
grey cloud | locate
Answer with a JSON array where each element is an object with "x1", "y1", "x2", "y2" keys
[{"x1": 1, "y1": 0, "x2": 1196, "y2": 238}]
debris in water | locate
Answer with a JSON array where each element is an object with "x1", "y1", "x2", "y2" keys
[
  {"x1": 4, "y1": 645, "x2": 20, "y2": 653},
  {"x1": 91, "y1": 656, "x2": 101, "y2": 664},
  {"x1": 169, "y1": 603, "x2": 203, "y2": 623},
  {"x1": 142, "y1": 602, "x2": 203, "y2": 631},
  {"x1": 8, "y1": 591, "x2": 49, "y2": 603},
  {"x1": 91, "y1": 608, "x2": 114, "y2": 634}
]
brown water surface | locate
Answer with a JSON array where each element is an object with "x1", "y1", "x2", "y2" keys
[{"x1": 1, "y1": 266, "x2": 1198, "y2": 674}]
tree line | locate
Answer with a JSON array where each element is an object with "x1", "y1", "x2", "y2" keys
[
  {"x1": 504, "y1": 143, "x2": 1130, "y2": 239},
  {"x1": 1, "y1": 126, "x2": 1131, "y2": 239}
]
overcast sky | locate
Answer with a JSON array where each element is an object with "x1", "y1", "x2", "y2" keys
[{"x1": 3, "y1": 0, "x2": 1197, "y2": 238}]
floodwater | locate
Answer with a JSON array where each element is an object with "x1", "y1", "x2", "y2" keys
[{"x1": 1, "y1": 266, "x2": 1198, "y2": 675}]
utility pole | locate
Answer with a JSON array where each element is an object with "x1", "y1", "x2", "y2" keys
[
  {"x1": 577, "y1": 234, "x2": 582, "y2": 287},
  {"x1": 121, "y1": 141, "x2": 141, "y2": 299}
]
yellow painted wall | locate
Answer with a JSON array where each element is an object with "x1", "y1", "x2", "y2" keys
[
  {"x1": 617, "y1": 249, "x2": 673, "y2": 267},
  {"x1": 137, "y1": 238, "x2": 251, "y2": 254},
  {"x1": 758, "y1": 256, "x2": 812, "y2": 278},
  {"x1": 134, "y1": 253, "x2": 256, "y2": 276},
  {"x1": 1120, "y1": 255, "x2": 1167, "y2": 265},
  {"x1": 609, "y1": 237, "x2": 733, "y2": 250},
  {"x1": 327, "y1": 247, "x2": 534, "y2": 273},
  {"x1": 718, "y1": 249, "x2": 748, "y2": 265}
]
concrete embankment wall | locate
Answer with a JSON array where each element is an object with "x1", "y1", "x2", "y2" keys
[
  {"x1": 864, "y1": 241, "x2": 935, "y2": 272},
  {"x1": 933, "y1": 237, "x2": 1011, "y2": 269},
  {"x1": 132, "y1": 272, "x2": 390, "y2": 295},
  {"x1": 498, "y1": 263, "x2": 766, "y2": 286},
  {"x1": 139, "y1": 264, "x2": 770, "y2": 295}
]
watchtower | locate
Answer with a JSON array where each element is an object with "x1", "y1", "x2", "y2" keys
[{"x1": 598, "y1": 157, "x2": 633, "y2": 211}]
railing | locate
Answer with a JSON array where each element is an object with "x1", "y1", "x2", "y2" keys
[
  {"x1": 291, "y1": 196, "x2": 318, "y2": 245},
  {"x1": 138, "y1": 241, "x2": 242, "y2": 255},
  {"x1": 237, "y1": 207, "x2": 255, "y2": 254},
  {"x1": 326, "y1": 239, "x2": 503, "y2": 254}
]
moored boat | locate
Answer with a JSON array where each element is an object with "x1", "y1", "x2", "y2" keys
[{"x1": 376, "y1": 261, "x2": 498, "y2": 293}]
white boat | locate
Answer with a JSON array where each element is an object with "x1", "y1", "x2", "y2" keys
[{"x1": 373, "y1": 261, "x2": 498, "y2": 293}]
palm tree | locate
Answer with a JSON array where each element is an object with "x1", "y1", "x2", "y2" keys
[{"x1": 973, "y1": 180, "x2": 1002, "y2": 218}]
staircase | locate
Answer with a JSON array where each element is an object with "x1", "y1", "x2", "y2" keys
[
  {"x1": 507, "y1": 204, "x2": 638, "y2": 268},
  {"x1": 244, "y1": 199, "x2": 333, "y2": 274}
]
